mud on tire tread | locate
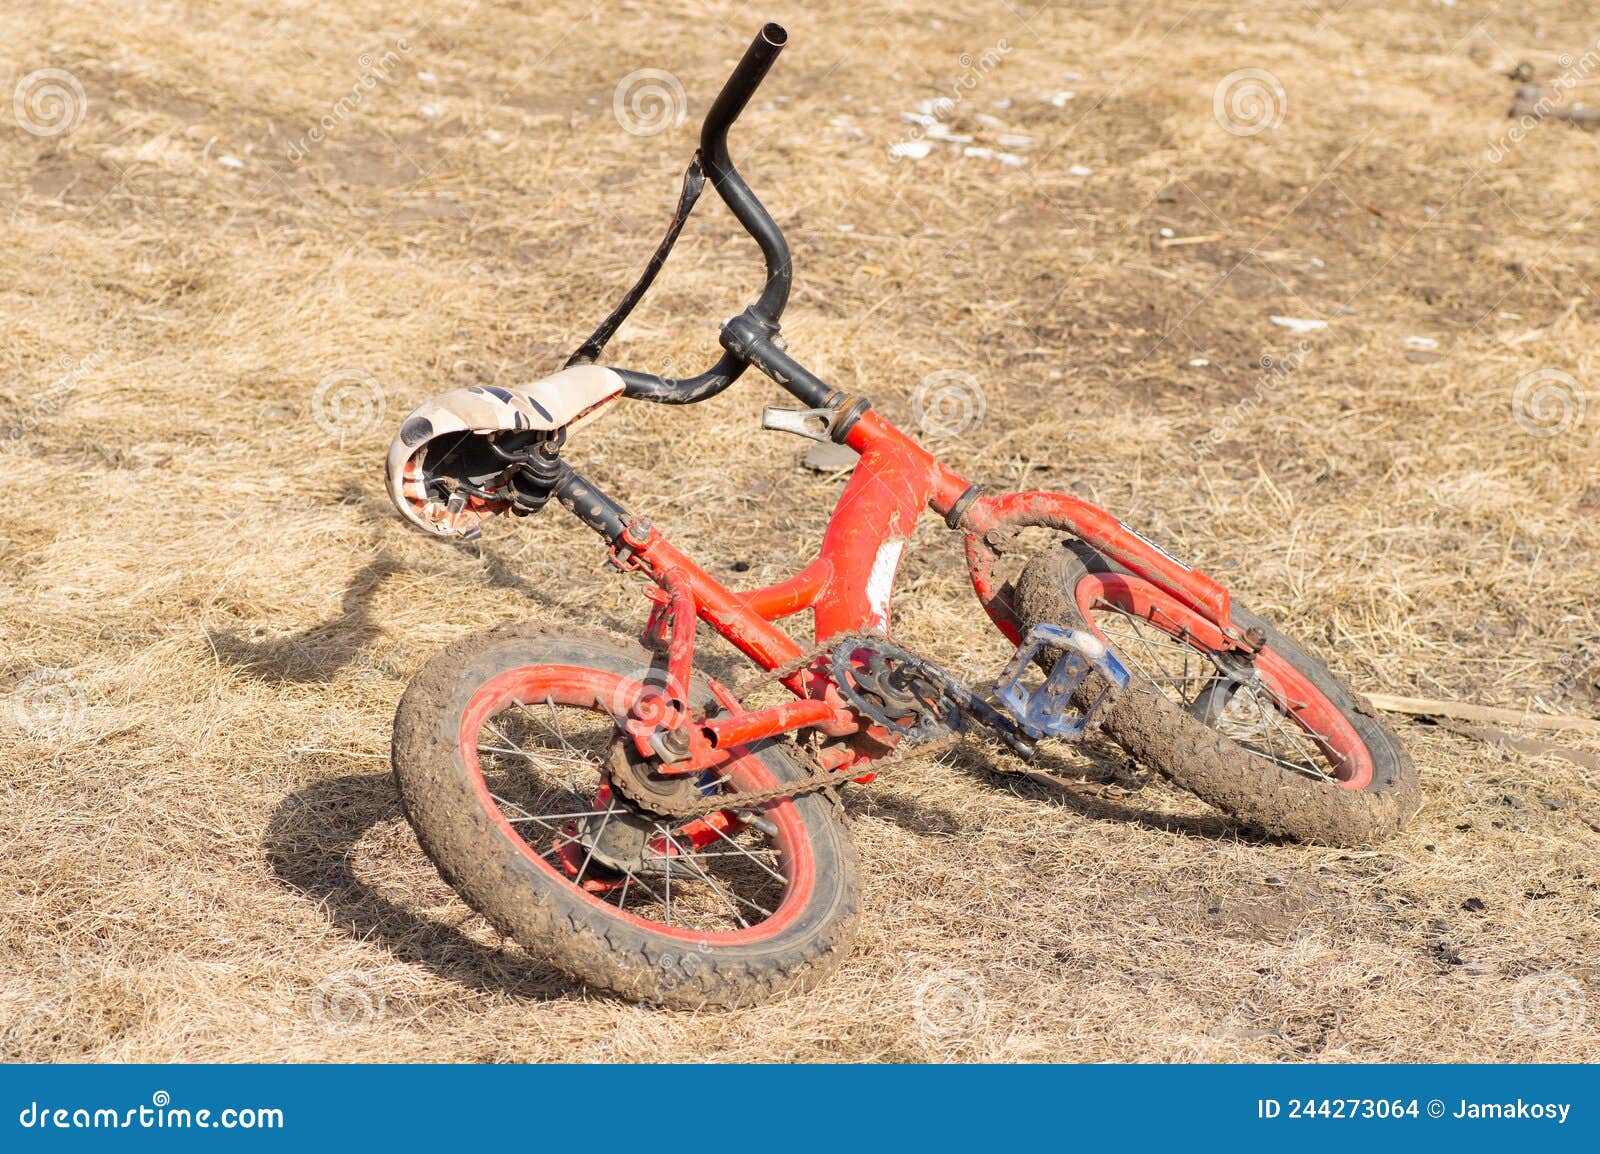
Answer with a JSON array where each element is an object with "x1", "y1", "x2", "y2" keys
[
  {"x1": 391, "y1": 623, "x2": 860, "y2": 1008},
  {"x1": 1014, "y1": 545, "x2": 1421, "y2": 847}
]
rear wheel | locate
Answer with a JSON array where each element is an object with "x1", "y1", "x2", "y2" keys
[
  {"x1": 392, "y1": 624, "x2": 859, "y2": 1007},
  {"x1": 1015, "y1": 543, "x2": 1420, "y2": 845}
]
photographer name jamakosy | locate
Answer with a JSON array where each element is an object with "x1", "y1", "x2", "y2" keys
[{"x1": 1258, "y1": 1098, "x2": 1572, "y2": 1123}]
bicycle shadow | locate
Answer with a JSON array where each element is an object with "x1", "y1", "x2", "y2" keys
[
  {"x1": 209, "y1": 556, "x2": 402, "y2": 683},
  {"x1": 264, "y1": 770, "x2": 577, "y2": 999},
  {"x1": 208, "y1": 542, "x2": 640, "y2": 685},
  {"x1": 948, "y1": 741, "x2": 1265, "y2": 843}
]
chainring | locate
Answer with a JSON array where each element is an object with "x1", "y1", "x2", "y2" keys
[{"x1": 829, "y1": 635, "x2": 965, "y2": 743}]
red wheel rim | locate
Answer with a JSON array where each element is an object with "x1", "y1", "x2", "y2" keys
[
  {"x1": 1071, "y1": 573, "x2": 1374, "y2": 790},
  {"x1": 457, "y1": 664, "x2": 817, "y2": 944}
]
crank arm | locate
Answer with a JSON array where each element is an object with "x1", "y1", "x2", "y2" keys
[{"x1": 958, "y1": 693, "x2": 1039, "y2": 763}]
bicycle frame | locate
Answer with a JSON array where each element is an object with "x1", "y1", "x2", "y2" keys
[{"x1": 544, "y1": 400, "x2": 1239, "y2": 778}]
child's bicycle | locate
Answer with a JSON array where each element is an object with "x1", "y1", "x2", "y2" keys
[{"x1": 384, "y1": 24, "x2": 1418, "y2": 1007}]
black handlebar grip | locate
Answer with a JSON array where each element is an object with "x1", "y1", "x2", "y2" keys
[{"x1": 700, "y1": 23, "x2": 788, "y2": 154}]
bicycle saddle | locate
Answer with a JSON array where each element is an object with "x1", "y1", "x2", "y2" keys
[{"x1": 386, "y1": 364, "x2": 624, "y2": 538}]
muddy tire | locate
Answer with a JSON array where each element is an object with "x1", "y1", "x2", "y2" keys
[
  {"x1": 392, "y1": 623, "x2": 860, "y2": 1008},
  {"x1": 1015, "y1": 544, "x2": 1420, "y2": 846}
]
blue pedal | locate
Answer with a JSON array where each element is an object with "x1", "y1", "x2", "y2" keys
[{"x1": 994, "y1": 624, "x2": 1130, "y2": 741}]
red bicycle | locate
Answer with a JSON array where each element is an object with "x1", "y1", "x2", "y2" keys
[{"x1": 384, "y1": 24, "x2": 1418, "y2": 1007}]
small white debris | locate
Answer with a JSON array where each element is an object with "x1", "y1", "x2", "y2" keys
[
  {"x1": 1049, "y1": 91, "x2": 1077, "y2": 106},
  {"x1": 889, "y1": 139, "x2": 933, "y2": 160},
  {"x1": 483, "y1": 129, "x2": 504, "y2": 143},
  {"x1": 836, "y1": 223, "x2": 855, "y2": 232},
  {"x1": 828, "y1": 115, "x2": 854, "y2": 128},
  {"x1": 996, "y1": 132, "x2": 1033, "y2": 148},
  {"x1": 991, "y1": 98, "x2": 1013, "y2": 109},
  {"x1": 900, "y1": 111, "x2": 938, "y2": 127},
  {"x1": 1310, "y1": 256, "x2": 1326, "y2": 268},
  {"x1": 925, "y1": 123, "x2": 973, "y2": 143},
  {"x1": 1270, "y1": 315, "x2": 1328, "y2": 334},
  {"x1": 963, "y1": 146, "x2": 1027, "y2": 167},
  {"x1": 802, "y1": 441, "x2": 861, "y2": 473},
  {"x1": 1404, "y1": 336, "x2": 1439, "y2": 351},
  {"x1": 974, "y1": 112, "x2": 1006, "y2": 129},
  {"x1": 419, "y1": 102, "x2": 446, "y2": 120},
  {"x1": 1159, "y1": 227, "x2": 1176, "y2": 239},
  {"x1": 417, "y1": 71, "x2": 438, "y2": 85},
  {"x1": 1068, "y1": 163, "x2": 1093, "y2": 177},
  {"x1": 217, "y1": 155, "x2": 245, "y2": 170},
  {"x1": 1188, "y1": 358, "x2": 1210, "y2": 367}
]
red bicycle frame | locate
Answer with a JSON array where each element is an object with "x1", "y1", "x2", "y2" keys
[{"x1": 598, "y1": 404, "x2": 1239, "y2": 777}]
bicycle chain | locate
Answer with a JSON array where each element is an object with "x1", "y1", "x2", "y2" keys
[{"x1": 606, "y1": 630, "x2": 961, "y2": 819}]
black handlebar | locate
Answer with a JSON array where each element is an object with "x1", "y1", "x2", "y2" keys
[
  {"x1": 701, "y1": 22, "x2": 792, "y2": 323},
  {"x1": 613, "y1": 23, "x2": 794, "y2": 405}
]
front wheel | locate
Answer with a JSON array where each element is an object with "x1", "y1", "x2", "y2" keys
[
  {"x1": 1015, "y1": 543, "x2": 1420, "y2": 845},
  {"x1": 391, "y1": 624, "x2": 860, "y2": 1008}
]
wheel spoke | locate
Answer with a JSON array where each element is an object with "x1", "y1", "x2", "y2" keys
[
  {"x1": 466, "y1": 682, "x2": 795, "y2": 935},
  {"x1": 1088, "y1": 596, "x2": 1347, "y2": 782},
  {"x1": 703, "y1": 819, "x2": 789, "y2": 885},
  {"x1": 659, "y1": 830, "x2": 751, "y2": 928}
]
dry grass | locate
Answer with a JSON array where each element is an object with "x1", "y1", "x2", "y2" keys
[{"x1": 2, "y1": 0, "x2": 1598, "y2": 1062}]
